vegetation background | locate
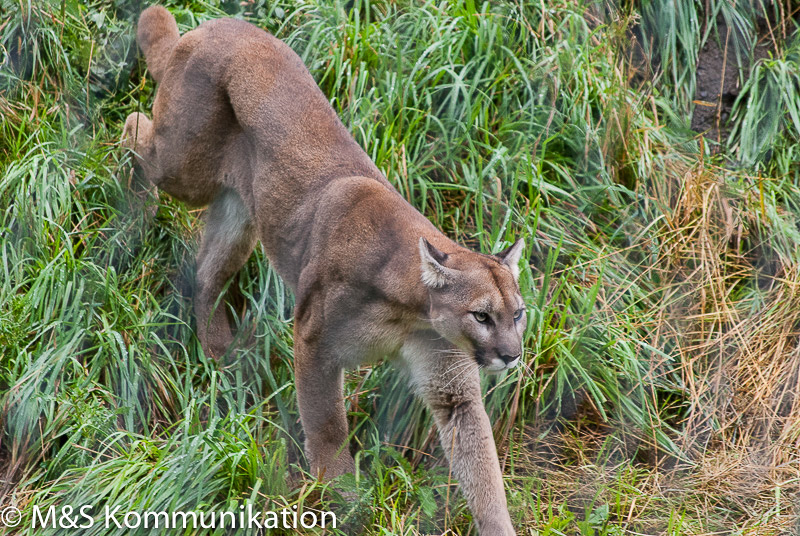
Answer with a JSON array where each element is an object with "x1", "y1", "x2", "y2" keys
[{"x1": 1, "y1": 0, "x2": 800, "y2": 534}]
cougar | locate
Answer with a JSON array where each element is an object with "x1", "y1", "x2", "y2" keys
[{"x1": 123, "y1": 6, "x2": 527, "y2": 534}]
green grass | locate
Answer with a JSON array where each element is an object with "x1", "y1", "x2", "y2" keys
[{"x1": 2, "y1": 0, "x2": 800, "y2": 534}]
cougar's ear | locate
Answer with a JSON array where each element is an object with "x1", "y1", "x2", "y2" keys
[
  {"x1": 419, "y1": 237, "x2": 456, "y2": 288},
  {"x1": 495, "y1": 238, "x2": 525, "y2": 280}
]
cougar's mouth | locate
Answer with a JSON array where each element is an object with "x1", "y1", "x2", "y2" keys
[{"x1": 474, "y1": 348, "x2": 521, "y2": 373}]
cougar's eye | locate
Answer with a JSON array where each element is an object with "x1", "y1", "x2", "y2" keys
[
  {"x1": 513, "y1": 309, "x2": 524, "y2": 322},
  {"x1": 472, "y1": 311, "x2": 490, "y2": 324}
]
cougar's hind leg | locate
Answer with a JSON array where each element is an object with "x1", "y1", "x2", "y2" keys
[
  {"x1": 122, "y1": 112, "x2": 152, "y2": 152},
  {"x1": 195, "y1": 188, "x2": 257, "y2": 360},
  {"x1": 122, "y1": 112, "x2": 161, "y2": 218},
  {"x1": 122, "y1": 112, "x2": 160, "y2": 184}
]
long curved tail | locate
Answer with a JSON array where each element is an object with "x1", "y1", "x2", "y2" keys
[{"x1": 136, "y1": 6, "x2": 179, "y2": 83}]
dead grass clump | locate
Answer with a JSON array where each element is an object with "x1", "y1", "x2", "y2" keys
[
  {"x1": 514, "y1": 148, "x2": 800, "y2": 531},
  {"x1": 645, "y1": 153, "x2": 800, "y2": 528}
]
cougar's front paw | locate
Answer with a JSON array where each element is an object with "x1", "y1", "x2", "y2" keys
[
  {"x1": 478, "y1": 517, "x2": 516, "y2": 536},
  {"x1": 198, "y1": 329, "x2": 234, "y2": 362},
  {"x1": 309, "y1": 450, "x2": 356, "y2": 481}
]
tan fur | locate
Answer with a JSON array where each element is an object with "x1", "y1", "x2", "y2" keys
[{"x1": 123, "y1": 7, "x2": 527, "y2": 534}]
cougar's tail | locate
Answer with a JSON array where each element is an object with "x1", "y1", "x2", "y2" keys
[{"x1": 136, "y1": 6, "x2": 180, "y2": 83}]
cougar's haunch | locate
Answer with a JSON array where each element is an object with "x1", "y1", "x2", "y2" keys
[{"x1": 124, "y1": 6, "x2": 527, "y2": 534}]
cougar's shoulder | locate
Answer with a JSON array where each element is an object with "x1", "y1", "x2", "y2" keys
[{"x1": 300, "y1": 176, "x2": 437, "y2": 290}]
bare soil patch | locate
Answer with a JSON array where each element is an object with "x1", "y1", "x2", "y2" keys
[{"x1": 692, "y1": 20, "x2": 771, "y2": 144}]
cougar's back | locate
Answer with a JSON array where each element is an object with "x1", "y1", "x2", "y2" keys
[{"x1": 137, "y1": 7, "x2": 383, "y2": 202}]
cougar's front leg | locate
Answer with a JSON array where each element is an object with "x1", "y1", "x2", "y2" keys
[
  {"x1": 293, "y1": 317, "x2": 355, "y2": 479},
  {"x1": 435, "y1": 393, "x2": 514, "y2": 535},
  {"x1": 402, "y1": 337, "x2": 515, "y2": 536},
  {"x1": 195, "y1": 189, "x2": 256, "y2": 360}
]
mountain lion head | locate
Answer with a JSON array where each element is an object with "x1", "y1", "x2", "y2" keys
[{"x1": 419, "y1": 237, "x2": 527, "y2": 372}]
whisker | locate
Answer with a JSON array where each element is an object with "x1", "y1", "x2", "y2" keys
[
  {"x1": 441, "y1": 358, "x2": 470, "y2": 377},
  {"x1": 442, "y1": 360, "x2": 476, "y2": 390},
  {"x1": 442, "y1": 359, "x2": 470, "y2": 377}
]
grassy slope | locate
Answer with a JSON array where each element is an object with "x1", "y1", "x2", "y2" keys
[{"x1": 1, "y1": 0, "x2": 799, "y2": 534}]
